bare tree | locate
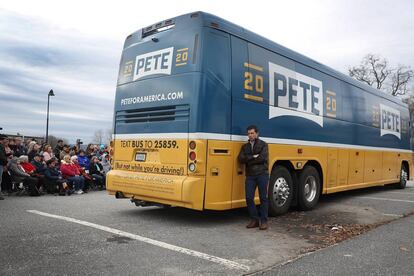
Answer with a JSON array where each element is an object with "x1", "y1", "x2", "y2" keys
[
  {"x1": 93, "y1": 129, "x2": 104, "y2": 145},
  {"x1": 104, "y1": 128, "x2": 113, "y2": 145},
  {"x1": 390, "y1": 66, "x2": 414, "y2": 96},
  {"x1": 349, "y1": 54, "x2": 413, "y2": 96}
]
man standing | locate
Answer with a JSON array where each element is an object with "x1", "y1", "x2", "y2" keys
[
  {"x1": 54, "y1": 139, "x2": 64, "y2": 162},
  {"x1": 11, "y1": 137, "x2": 27, "y2": 157},
  {"x1": 238, "y1": 125, "x2": 269, "y2": 230},
  {"x1": 0, "y1": 135, "x2": 8, "y2": 200}
]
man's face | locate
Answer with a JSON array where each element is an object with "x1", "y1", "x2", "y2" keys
[
  {"x1": 34, "y1": 156, "x2": 40, "y2": 162},
  {"x1": 15, "y1": 139, "x2": 22, "y2": 145},
  {"x1": 247, "y1": 129, "x2": 258, "y2": 141}
]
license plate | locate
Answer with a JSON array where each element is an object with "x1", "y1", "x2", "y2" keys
[{"x1": 135, "y1": 152, "x2": 146, "y2": 162}]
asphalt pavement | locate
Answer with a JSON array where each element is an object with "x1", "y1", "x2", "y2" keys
[
  {"x1": 1, "y1": 182, "x2": 414, "y2": 275},
  {"x1": 259, "y1": 214, "x2": 414, "y2": 276}
]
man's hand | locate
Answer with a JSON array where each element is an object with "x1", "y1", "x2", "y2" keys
[{"x1": 253, "y1": 154, "x2": 259, "y2": 158}]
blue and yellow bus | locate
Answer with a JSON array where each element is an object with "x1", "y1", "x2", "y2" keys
[{"x1": 107, "y1": 12, "x2": 412, "y2": 215}]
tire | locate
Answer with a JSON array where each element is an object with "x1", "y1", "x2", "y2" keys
[
  {"x1": 268, "y1": 166, "x2": 294, "y2": 216},
  {"x1": 297, "y1": 166, "x2": 321, "y2": 211},
  {"x1": 395, "y1": 164, "x2": 408, "y2": 189}
]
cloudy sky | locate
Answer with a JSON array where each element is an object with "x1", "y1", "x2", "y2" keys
[{"x1": 1, "y1": 0, "x2": 413, "y2": 143}]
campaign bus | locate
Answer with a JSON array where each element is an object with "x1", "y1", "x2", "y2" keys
[{"x1": 107, "y1": 12, "x2": 412, "y2": 215}]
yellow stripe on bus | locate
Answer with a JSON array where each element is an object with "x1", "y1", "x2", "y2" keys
[
  {"x1": 244, "y1": 94, "x2": 263, "y2": 102},
  {"x1": 243, "y1": 62, "x2": 263, "y2": 72}
]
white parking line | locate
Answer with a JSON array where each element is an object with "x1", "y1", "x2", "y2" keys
[
  {"x1": 358, "y1": 197, "x2": 414, "y2": 203},
  {"x1": 27, "y1": 210, "x2": 250, "y2": 272},
  {"x1": 386, "y1": 191, "x2": 414, "y2": 195},
  {"x1": 382, "y1": 213, "x2": 403, "y2": 218}
]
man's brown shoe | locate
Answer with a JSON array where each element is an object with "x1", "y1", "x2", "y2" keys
[
  {"x1": 246, "y1": 220, "x2": 259, "y2": 228},
  {"x1": 259, "y1": 222, "x2": 268, "y2": 230}
]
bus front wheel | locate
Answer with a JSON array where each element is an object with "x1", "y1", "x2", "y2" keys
[
  {"x1": 394, "y1": 164, "x2": 408, "y2": 189},
  {"x1": 297, "y1": 166, "x2": 321, "y2": 211},
  {"x1": 268, "y1": 166, "x2": 293, "y2": 216}
]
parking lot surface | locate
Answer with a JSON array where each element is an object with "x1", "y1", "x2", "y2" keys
[{"x1": 1, "y1": 182, "x2": 414, "y2": 275}]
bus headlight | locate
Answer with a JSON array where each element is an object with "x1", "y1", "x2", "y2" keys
[{"x1": 189, "y1": 162, "x2": 196, "y2": 172}]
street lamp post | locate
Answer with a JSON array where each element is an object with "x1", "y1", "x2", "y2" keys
[{"x1": 45, "y1": 89, "x2": 55, "y2": 144}]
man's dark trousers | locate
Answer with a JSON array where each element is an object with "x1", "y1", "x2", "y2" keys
[{"x1": 245, "y1": 174, "x2": 269, "y2": 223}]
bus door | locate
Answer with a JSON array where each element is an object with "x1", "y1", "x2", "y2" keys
[{"x1": 205, "y1": 141, "x2": 234, "y2": 210}]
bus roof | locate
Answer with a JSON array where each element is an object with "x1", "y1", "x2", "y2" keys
[{"x1": 133, "y1": 11, "x2": 406, "y2": 107}]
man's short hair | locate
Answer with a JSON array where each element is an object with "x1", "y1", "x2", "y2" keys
[
  {"x1": 246, "y1": 125, "x2": 259, "y2": 133},
  {"x1": 0, "y1": 134, "x2": 8, "y2": 141},
  {"x1": 57, "y1": 139, "x2": 63, "y2": 143},
  {"x1": 46, "y1": 159, "x2": 56, "y2": 166}
]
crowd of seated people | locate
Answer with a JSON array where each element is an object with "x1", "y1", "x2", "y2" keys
[{"x1": 0, "y1": 136, "x2": 112, "y2": 199}]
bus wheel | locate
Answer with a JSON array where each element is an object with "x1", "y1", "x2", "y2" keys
[
  {"x1": 395, "y1": 164, "x2": 408, "y2": 189},
  {"x1": 298, "y1": 166, "x2": 321, "y2": 211},
  {"x1": 268, "y1": 166, "x2": 293, "y2": 216}
]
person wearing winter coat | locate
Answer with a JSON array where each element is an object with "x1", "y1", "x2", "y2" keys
[
  {"x1": 44, "y1": 159, "x2": 67, "y2": 195},
  {"x1": 53, "y1": 140, "x2": 64, "y2": 161},
  {"x1": 8, "y1": 157, "x2": 40, "y2": 196},
  {"x1": 31, "y1": 153, "x2": 46, "y2": 175},
  {"x1": 42, "y1": 145, "x2": 55, "y2": 162},
  {"x1": 71, "y1": 155, "x2": 92, "y2": 191},
  {"x1": 60, "y1": 155, "x2": 85, "y2": 194},
  {"x1": 0, "y1": 134, "x2": 8, "y2": 200},
  {"x1": 89, "y1": 156, "x2": 105, "y2": 189},
  {"x1": 10, "y1": 137, "x2": 27, "y2": 157},
  {"x1": 28, "y1": 143, "x2": 41, "y2": 162},
  {"x1": 77, "y1": 150, "x2": 90, "y2": 170},
  {"x1": 101, "y1": 153, "x2": 112, "y2": 174}
]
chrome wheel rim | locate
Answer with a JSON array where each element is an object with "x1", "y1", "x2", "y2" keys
[
  {"x1": 304, "y1": 176, "x2": 317, "y2": 202},
  {"x1": 273, "y1": 177, "x2": 290, "y2": 207}
]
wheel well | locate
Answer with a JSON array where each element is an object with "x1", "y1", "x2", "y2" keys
[
  {"x1": 272, "y1": 160, "x2": 295, "y2": 173},
  {"x1": 304, "y1": 160, "x2": 323, "y2": 193},
  {"x1": 402, "y1": 160, "x2": 409, "y2": 179}
]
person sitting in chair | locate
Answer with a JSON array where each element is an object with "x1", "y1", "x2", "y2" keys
[
  {"x1": 89, "y1": 156, "x2": 106, "y2": 190},
  {"x1": 44, "y1": 159, "x2": 68, "y2": 196},
  {"x1": 8, "y1": 157, "x2": 40, "y2": 196}
]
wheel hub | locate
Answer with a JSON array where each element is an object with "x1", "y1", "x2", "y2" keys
[
  {"x1": 304, "y1": 176, "x2": 317, "y2": 202},
  {"x1": 273, "y1": 177, "x2": 290, "y2": 206}
]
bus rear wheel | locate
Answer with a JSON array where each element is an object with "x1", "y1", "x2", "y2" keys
[
  {"x1": 298, "y1": 166, "x2": 321, "y2": 211},
  {"x1": 394, "y1": 164, "x2": 408, "y2": 189},
  {"x1": 268, "y1": 166, "x2": 293, "y2": 216}
]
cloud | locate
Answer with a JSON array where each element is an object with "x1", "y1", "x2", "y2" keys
[
  {"x1": 0, "y1": 9, "x2": 121, "y2": 143},
  {"x1": 1, "y1": 1, "x2": 413, "y2": 144}
]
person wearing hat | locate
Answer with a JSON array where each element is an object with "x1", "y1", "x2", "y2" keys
[
  {"x1": 0, "y1": 134, "x2": 8, "y2": 200},
  {"x1": 44, "y1": 158, "x2": 67, "y2": 195},
  {"x1": 31, "y1": 153, "x2": 46, "y2": 175}
]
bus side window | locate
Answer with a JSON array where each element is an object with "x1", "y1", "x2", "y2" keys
[{"x1": 204, "y1": 29, "x2": 231, "y2": 89}]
